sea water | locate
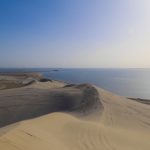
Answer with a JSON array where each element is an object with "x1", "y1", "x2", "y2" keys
[{"x1": 0, "y1": 68, "x2": 150, "y2": 99}]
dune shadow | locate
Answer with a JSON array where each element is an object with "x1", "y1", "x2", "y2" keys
[{"x1": 0, "y1": 83, "x2": 104, "y2": 128}]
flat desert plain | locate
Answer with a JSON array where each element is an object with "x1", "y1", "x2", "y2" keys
[{"x1": 0, "y1": 72, "x2": 150, "y2": 150}]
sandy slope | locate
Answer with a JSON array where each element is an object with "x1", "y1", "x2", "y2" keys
[{"x1": 0, "y1": 73, "x2": 150, "y2": 150}]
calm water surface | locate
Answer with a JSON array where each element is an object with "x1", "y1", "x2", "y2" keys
[{"x1": 1, "y1": 68, "x2": 150, "y2": 99}]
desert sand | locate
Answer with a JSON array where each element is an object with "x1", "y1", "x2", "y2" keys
[{"x1": 0, "y1": 72, "x2": 150, "y2": 150}]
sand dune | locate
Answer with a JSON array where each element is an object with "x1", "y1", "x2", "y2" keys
[{"x1": 0, "y1": 73, "x2": 150, "y2": 150}]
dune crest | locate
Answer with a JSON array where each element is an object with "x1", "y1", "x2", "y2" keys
[{"x1": 0, "y1": 81, "x2": 103, "y2": 128}]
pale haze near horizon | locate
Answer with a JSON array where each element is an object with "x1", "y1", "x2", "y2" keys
[{"x1": 0, "y1": 0, "x2": 150, "y2": 68}]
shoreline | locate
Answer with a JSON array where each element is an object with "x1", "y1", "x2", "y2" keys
[
  {"x1": 0, "y1": 72, "x2": 149, "y2": 103},
  {"x1": 0, "y1": 72, "x2": 68, "y2": 90}
]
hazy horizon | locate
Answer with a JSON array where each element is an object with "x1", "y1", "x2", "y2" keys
[{"x1": 1, "y1": 0, "x2": 150, "y2": 68}]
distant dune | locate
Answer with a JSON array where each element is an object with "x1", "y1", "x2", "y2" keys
[{"x1": 0, "y1": 72, "x2": 150, "y2": 150}]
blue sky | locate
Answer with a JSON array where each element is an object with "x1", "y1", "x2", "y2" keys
[{"x1": 0, "y1": 0, "x2": 150, "y2": 68}]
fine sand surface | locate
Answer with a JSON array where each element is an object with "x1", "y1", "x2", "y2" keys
[{"x1": 0, "y1": 73, "x2": 150, "y2": 150}]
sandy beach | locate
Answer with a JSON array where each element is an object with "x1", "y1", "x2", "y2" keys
[{"x1": 0, "y1": 72, "x2": 150, "y2": 150}]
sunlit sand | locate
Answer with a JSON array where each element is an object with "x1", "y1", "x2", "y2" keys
[{"x1": 0, "y1": 72, "x2": 150, "y2": 150}]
